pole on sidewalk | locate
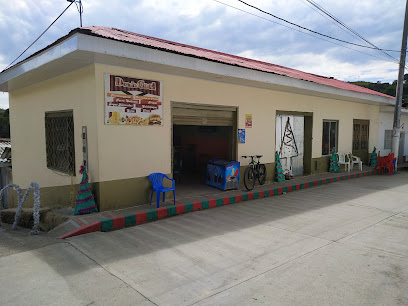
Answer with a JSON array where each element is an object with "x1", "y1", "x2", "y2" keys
[{"x1": 392, "y1": 0, "x2": 408, "y2": 168}]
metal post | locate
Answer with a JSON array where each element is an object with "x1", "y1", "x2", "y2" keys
[
  {"x1": 79, "y1": 0, "x2": 83, "y2": 27},
  {"x1": 82, "y1": 126, "x2": 88, "y2": 168},
  {"x1": 392, "y1": 0, "x2": 408, "y2": 169}
]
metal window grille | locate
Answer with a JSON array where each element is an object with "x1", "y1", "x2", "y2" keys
[
  {"x1": 384, "y1": 130, "x2": 393, "y2": 150},
  {"x1": 45, "y1": 110, "x2": 76, "y2": 175},
  {"x1": 322, "y1": 120, "x2": 338, "y2": 155}
]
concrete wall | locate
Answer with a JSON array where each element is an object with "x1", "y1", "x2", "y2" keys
[
  {"x1": 378, "y1": 111, "x2": 408, "y2": 157},
  {"x1": 9, "y1": 65, "x2": 99, "y2": 206},
  {"x1": 9, "y1": 63, "x2": 381, "y2": 209},
  {"x1": 94, "y1": 64, "x2": 379, "y2": 178}
]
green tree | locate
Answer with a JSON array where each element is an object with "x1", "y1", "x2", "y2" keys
[
  {"x1": 0, "y1": 109, "x2": 10, "y2": 138},
  {"x1": 349, "y1": 77, "x2": 408, "y2": 107}
]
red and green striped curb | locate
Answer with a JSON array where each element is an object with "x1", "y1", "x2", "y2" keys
[{"x1": 59, "y1": 169, "x2": 378, "y2": 239}]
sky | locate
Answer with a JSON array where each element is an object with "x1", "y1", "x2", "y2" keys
[{"x1": 0, "y1": 0, "x2": 406, "y2": 109}]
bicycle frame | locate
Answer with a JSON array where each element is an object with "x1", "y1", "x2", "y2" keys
[
  {"x1": 245, "y1": 156, "x2": 262, "y2": 178},
  {"x1": 242, "y1": 155, "x2": 267, "y2": 191}
]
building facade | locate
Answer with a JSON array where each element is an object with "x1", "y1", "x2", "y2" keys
[{"x1": 0, "y1": 27, "x2": 395, "y2": 211}]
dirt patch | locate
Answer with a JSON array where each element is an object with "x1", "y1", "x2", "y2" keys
[{"x1": 0, "y1": 208, "x2": 69, "y2": 232}]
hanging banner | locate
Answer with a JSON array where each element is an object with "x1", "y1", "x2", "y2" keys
[
  {"x1": 104, "y1": 74, "x2": 163, "y2": 126},
  {"x1": 245, "y1": 114, "x2": 252, "y2": 128}
]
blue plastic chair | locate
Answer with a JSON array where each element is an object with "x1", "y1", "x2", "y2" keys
[{"x1": 149, "y1": 173, "x2": 176, "y2": 208}]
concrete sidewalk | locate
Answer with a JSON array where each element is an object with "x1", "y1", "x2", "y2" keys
[
  {"x1": 1, "y1": 169, "x2": 407, "y2": 305},
  {"x1": 50, "y1": 166, "x2": 380, "y2": 238}
]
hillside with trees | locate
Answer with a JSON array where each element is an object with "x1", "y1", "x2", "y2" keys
[
  {"x1": 349, "y1": 74, "x2": 408, "y2": 107},
  {"x1": 0, "y1": 109, "x2": 10, "y2": 138}
]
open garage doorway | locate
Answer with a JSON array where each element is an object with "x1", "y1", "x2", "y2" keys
[{"x1": 172, "y1": 102, "x2": 237, "y2": 189}]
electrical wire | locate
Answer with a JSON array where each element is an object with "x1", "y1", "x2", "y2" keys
[
  {"x1": 235, "y1": 0, "x2": 401, "y2": 58},
  {"x1": 211, "y1": 0, "x2": 400, "y2": 64},
  {"x1": 1, "y1": 1, "x2": 75, "y2": 73},
  {"x1": 302, "y1": 0, "x2": 400, "y2": 63},
  {"x1": 299, "y1": 0, "x2": 375, "y2": 43}
]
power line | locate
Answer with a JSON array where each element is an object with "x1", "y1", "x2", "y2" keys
[
  {"x1": 236, "y1": 0, "x2": 401, "y2": 58},
  {"x1": 211, "y1": 0, "x2": 400, "y2": 64},
  {"x1": 1, "y1": 2, "x2": 74, "y2": 73},
  {"x1": 299, "y1": 0, "x2": 373, "y2": 42},
  {"x1": 302, "y1": 0, "x2": 399, "y2": 63}
]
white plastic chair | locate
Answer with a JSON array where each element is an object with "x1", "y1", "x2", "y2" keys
[
  {"x1": 351, "y1": 154, "x2": 363, "y2": 171},
  {"x1": 336, "y1": 152, "x2": 351, "y2": 172}
]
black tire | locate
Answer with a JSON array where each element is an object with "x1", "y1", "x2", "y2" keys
[
  {"x1": 243, "y1": 167, "x2": 256, "y2": 191},
  {"x1": 258, "y1": 164, "x2": 267, "y2": 185}
]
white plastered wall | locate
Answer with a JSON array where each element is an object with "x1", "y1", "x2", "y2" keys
[
  {"x1": 94, "y1": 63, "x2": 380, "y2": 182},
  {"x1": 8, "y1": 63, "x2": 382, "y2": 188},
  {"x1": 9, "y1": 65, "x2": 99, "y2": 188},
  {"x1": 378, "y1": 111, "x2": 408, "y2": 157}
]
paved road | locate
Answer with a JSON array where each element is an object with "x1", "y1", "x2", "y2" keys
[{"x1": 1, "y1": 172, "x2": 407, "y2": 305}]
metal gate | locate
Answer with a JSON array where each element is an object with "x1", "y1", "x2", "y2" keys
[{"x1": 276, "y1": 115, "x2": 304, "y2": 176}]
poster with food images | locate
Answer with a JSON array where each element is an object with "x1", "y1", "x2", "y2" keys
[
  {"x1": 245, "y1": 114, "x2": 252, "y2": 128},
  {"x1": 105, "y1": 74, "x2": 163, "y2": 126}
]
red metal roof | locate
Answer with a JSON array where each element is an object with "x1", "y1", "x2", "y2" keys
[{"x1": 82, "y1": 26, "x2": 392, "y2": 99}]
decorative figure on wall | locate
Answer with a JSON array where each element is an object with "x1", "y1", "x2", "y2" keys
[
  {"x1": 74, "y1": 165, "x2": 98, "y2": 215},
  {"x1": 0, "y1": 182, "x2": 41, "y2": 235},
  {"x1": 279, "y1": 117, "x2": 299, "y2": 176},
  {"x1": 275, "y1": 151, "x2": 286, "y2": 182},
  {"x1": 329, "y1": 147, "x2": 341, "y2": 173}
]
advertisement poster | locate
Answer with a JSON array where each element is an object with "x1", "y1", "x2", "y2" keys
[
  {"x1": 105, "y1": 74, "x2": 163, "y2": 126},
  {"x1": 238, "y1": 129, "x2": 246, "y2": 143},
  {"x1": 245, "y1": 114, "x2": 252, "y2": 128}
]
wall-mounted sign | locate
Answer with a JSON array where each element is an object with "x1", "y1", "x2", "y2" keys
[
  {"x1": 104, "y1": 74, "x2": 163, "y2": 126},
  {"x1": 238, "y1": 129, "x2": 246, "y2": 143},
  {"x1": 245, "y1": 114, "x2": 252, "y2": 128}
]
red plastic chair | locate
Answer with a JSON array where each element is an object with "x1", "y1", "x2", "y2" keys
[
  {"x1": 149, "y1": 173, "x2": 176, "y2": 208},
  {"x1": 375, "y1": 151, "x2": 385, "y2": 174}
]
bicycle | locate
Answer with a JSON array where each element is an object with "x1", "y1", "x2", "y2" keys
[{"x1": 241, "y1": 155, "x2": 267, "y2": 191}]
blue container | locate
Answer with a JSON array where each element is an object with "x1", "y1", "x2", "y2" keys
[{"x1": 206, "y1": 159, "x2": 240, "y2": 190}]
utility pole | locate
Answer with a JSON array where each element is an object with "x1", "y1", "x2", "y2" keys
[
  {"x1": 67, "y1": 0, "x2": 83, "y2": 27},
  {"x1": 392, "y1": 0, "x2": 408, "y2": 167}
]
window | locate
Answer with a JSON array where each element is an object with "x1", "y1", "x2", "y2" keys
[
  {"x1": 322, "y1": 120, "x2": 338, "y2": 155},
  {"x1": 45, "y1": 110, "x2": 75, "y2": 175},
  {"x1": 384, "y1": 130, "x2": 393, "y2": 150}
]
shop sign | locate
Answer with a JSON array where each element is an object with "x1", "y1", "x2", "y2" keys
[
  {"x1": 245, "y1": 114, "x2": 252, "y2": 128},
  {"x1": 104, "y1": 74, "x2": 163, "y2": 126}
]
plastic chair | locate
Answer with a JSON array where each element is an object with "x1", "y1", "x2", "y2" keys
[
  {"x1": 351, "y1": 154, "x2": 363, "y2": 171},
  {"x1": 336, "y1": 152, "x2": 351, "y2": 172},
  {"x1": 149, "y1": 173, "x2": 176, "y2": 208}
]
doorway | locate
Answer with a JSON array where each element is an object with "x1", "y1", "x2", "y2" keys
[
  {"x1": 275, "y1": 112, "x2": 313, "y2": 176},
  {"x1": 172, "y1": 102, "x2": 237, "y2": 186},
  {"x1": 352, "y1": 119, "x2": 369, "y2": 164}
]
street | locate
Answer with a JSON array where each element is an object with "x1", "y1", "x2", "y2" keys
[{"x1": 1, "y1": 172, "x2": 408, "y2": 305}]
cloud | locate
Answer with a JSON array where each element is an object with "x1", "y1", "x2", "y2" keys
[
  {"x1": 0, "y1": 93, "x2": 9, "y2": 109},
  {"x1": 237, "y1": 49, "x2": 399, "y2": 82},
  {"x1": 0, "y1": 0, "x2": 406, "y2": 86}
]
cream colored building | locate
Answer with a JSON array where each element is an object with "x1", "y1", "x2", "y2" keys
[
  {"x1": 0, "y1": 26, "x2": 395, "y2": 211},
  {"x1": 377, "y1": 107, "x2": 408, "y2": 162}
]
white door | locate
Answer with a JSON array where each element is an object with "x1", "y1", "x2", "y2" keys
[{"x1": 276, "y1": 115, "x2": 304, "y2": 176}]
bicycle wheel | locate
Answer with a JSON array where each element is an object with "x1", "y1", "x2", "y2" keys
[
  {"x1": 257, "y1": 164, "x2": 267, "y2": 185},
  {"x1": 243, "y1": 167, "x2": 256, "y2": 191}
]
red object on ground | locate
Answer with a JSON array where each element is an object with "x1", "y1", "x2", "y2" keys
[
  {"x1": 157, "y1": 207, "x2": 168, "y2": 219},
  {"x1": 135, "y1": 212, "x2": 148, "y2": 224},
  {"x1": 112, "y1": 216, "x2": 125, "y2": 229}
]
